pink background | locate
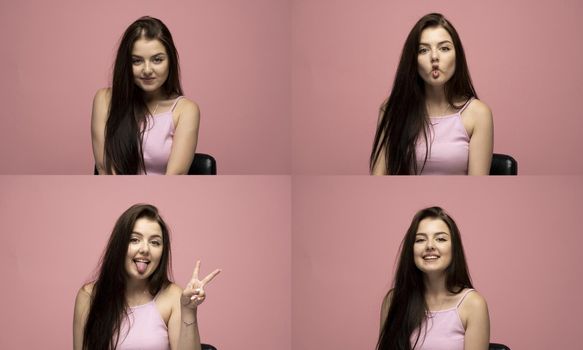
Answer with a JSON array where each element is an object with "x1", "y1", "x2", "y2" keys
[
  {"x1": 0, "y1": 176, "x2": 291, "y2": 350},
  {"x1": 3, "y1": 0, "x2": 582, "y2": 175},
  {"x1": 292, "y1": 176, "x2": 583, "y2": 349},
  {"x1": 0, "y1": 0, "x2": 291, "y2": 174},
  {"x1": 291, "y1": 0, "x2": 583, "y2": 174}
]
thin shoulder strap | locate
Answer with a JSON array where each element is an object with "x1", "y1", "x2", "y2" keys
[
  {"x1": 455, "y1": 288, "x2": 475, "y2": 308},
  {"x1": 459, "y1": 98, "x2": 474, "y2": 114},
  {"x1": 170, "y1": 96, "x2": 184, "y2": 111}
]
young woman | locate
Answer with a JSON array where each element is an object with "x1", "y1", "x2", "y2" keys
[
  {"x1": 73, "y1": 204, "x2": 220, "y2": 350},
  {"x1": 377, "y1": 207, "x2": 490, "y2": 350},
  {"x1": 371, "y1": 13, "x2": 493, "y2": 175},
  {"x1": 92, "y1": 16, "x2": 200, "y2": 175}
]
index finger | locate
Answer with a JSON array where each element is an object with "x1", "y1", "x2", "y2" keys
[{"x1": 201, "y1": 269, "x2": 221, "y2": 286}]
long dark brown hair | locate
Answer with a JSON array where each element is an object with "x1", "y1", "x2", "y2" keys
[
  {"x1": 370, "y1": 13, "x2": 477, "y2": 174},
  {"x1": 104, "y1": 16, "x2": 183, "y2": 174},
  {"x1": 377, "y1": 207, "x2": 473, "y2": 350},
  {"x1": 82, "y1": 204, "x2": 173, "y2": 350}
]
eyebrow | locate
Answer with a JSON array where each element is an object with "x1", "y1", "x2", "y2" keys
[
  {"x1": 131, "y1": 53, "x2": 167, "y2": 58},
  {"x1": 415, "y1": 232, "x2": 450, "y2": 236},
  {"x1": 131, "y1": 232, "x2": 163, "y2": 239},
  {"x1": 419, "y1": 41, "x2": 453, "y2": 46}
]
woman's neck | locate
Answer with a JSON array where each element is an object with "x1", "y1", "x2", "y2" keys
[
  {"x1": 143, "y1": 89, "x2": 166, "y2": 103},
  {"x1": 125, "y1": 278, "x2": 151, "y2": 300},
  {"x1": 424, "y1": 85, "x2": 451, "y2": 115},
  {"x1": 423, "y1": 272, "x2": 448, "y2": 297}
]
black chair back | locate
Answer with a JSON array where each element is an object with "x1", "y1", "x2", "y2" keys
[
  {"x1": 489, "y1": 153, "x2": 517, "y2": 175},
  {"x1": 93, "y1": 153, "x2": 217, "y2": 175},
  {"x1": 489, "y1": 343, "x2": 511, "y2": 350},
  {"x1": 189, "y1": 153, "x2": 217, "y2": 175},
  {"x1": 202, "y1": 344, "x2": 217, "y2": 350}
]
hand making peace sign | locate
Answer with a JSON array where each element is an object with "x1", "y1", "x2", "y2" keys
[{"x1": 181, "y1": 260, "x2": 221, "y2": 309}]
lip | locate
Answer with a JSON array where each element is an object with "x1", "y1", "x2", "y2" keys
[
  {"x1": 140, "y1": 77, "x2": 156, "y2": 84},
  {"x1": 422, "y1": 255, "x2": 440, "y2": 260}
]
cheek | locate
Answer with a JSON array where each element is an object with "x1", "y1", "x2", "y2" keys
[
  {"x1": 417, "y1": 57, "x2": 428, "y2": 71},
  {"x1": 152, "y1": 248, "x2": 164, "y2": 263},
  {"x1": 127, "y1": 245, "x2": 139, "y2": 257},
  {"x1": 447, "y1": 55, "x2": 456, "y2": 71},
  {"x1": 161, "y1": 64, "x2": 170, "y2": 77},
  {"x1": 413, "y1": 246, "x2": 424, "y2": 259}
]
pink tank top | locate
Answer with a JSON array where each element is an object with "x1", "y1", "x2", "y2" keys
[
  {"x1": 415, "y1": 99, "x2": 473, "y2": 175},
  {"x1": 141, "y1": 96, "x2": 183, "y2": 175},
  {"x1": 410, "y1": 289, "x2": 475, "y2": 350},
  {"x1": 117, "y1": 298, "x2": 170, "y2": 350}
]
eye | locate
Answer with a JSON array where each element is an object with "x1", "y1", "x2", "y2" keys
[
  {"x1": 440, "y1": 46, "x2": 451, "y2": 52},
  {"x1": 131, "y1": 58, "x2": 142, "y2": 65},
  {"x1": 437, "y1": 237, "x2": 448, "y2": 242},
  {"x1": 130, "y1": 237, "x2": 140, "y2": 244},
  {"x1": 415, "y1": 238, "x2": 426, "y2": 243},
  {"x1": 150, "y1": 240, "x2": 162, "y2": 247},
  {"x1": 153, "y1": 57, "x2": 164, "y2": 64},
  {"x1": 418, "y1": 47, "x2": 429, "y2": 54}
]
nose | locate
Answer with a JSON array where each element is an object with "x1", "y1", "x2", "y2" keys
[
  {"x1": 138, "y1": 240, "x2": 150, "y2": 254},
  {"x1": 143, "y1": 62, "x2": 153, "y2": 75},
  {"x1": 431, "y1": 48, "x2": 439, "y2": 62},
  {"x1": 425, "y1": 238, "x2": 435, "y2": 250}
]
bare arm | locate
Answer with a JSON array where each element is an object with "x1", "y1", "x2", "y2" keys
[
  {"x1": 371, "y1": 147, "x2": 388, "y2": 175},
  {"x1": 73, "y1": 285, "x2": 92, "y2": 350},
  {"x1": 379, "y1": 290, "x2": 393, "y2": 333},
  {"x1": 166, "y1": 100, "x2": 200, "y2": 175},
  {"x1": 466, "y1": 100, "x2": 493, "y2": 175},
  {"x1": 168, "y1": 261, "x2": 221, "y2": 350},
  {"x1": 460, "y1": 291, "x2": 490, "y2": 350},
  {"x1": 91, "y1": 88, "x2": 111, "y2": 175}
]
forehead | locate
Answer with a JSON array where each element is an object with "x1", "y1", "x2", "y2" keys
[
  {"x1": 132, "y1": 37, "x2": 167, "y2": 56},
  {"x1": 419, "y1": 26, "x2": 453, "y2": 45},
  {"x1": 132, "y1": 217, "x2": 163, "y2": 237},
  {"x1": 416, "y1": 217, "x2": 451, "y2": 235}
]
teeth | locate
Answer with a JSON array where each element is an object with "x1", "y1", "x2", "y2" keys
[{"x1": 424, "y1": 256, "x2": 439, "y2": 260}]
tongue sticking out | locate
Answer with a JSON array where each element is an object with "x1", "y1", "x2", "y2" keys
[
  {"x1": 136, "y1": 262, "x2": 148, "y2": 274},
  {"x1": 432, "y1": 70, "x2": 439, "y2": 78}
]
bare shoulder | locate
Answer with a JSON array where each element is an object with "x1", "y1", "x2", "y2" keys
[
  {"x1": 80, "y1": 282, "x2": 95, "y2": 297},
  {"x1": 75, "y1": 282, "x2": 95, "y2": 312},
  {"x1": 464, "y1": 99, "x2": 493, "y2": 122},
  {"x1": 176, "y1": 97, "x2": 200, "y2": 119},
  {"x1": 159, "y1": 282, "x2": 183, "y2": 301},
  {"x1": 382, "y1": 289, "x2": 394, "y2": 306},
  {"x1": 93, "y1": 88, "x2": 111, "y2": 105},
  {"x1": 381, "y1": 289, "x2": 394, "y2": 315},
  {"x1": 459, "y1": 289, "x2": 488, "y2": 315}
]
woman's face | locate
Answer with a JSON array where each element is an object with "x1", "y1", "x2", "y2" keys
[
  {"x1": 413, "y1": 217, "x2": 453, "y2": 275},
  {"x1": 131, "y1": 37, "x2": 170, "y2": 96},
  {"x1": 417, "y1": 26, "x2": 456, "y2": 88},
  {"x1": 125, "y1": 217, "x2": 164, "y2": 281}
]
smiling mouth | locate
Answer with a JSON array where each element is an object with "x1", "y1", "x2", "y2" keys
[{"x1": 423, "y1": 255, "x2": 440, "y2": 261}]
